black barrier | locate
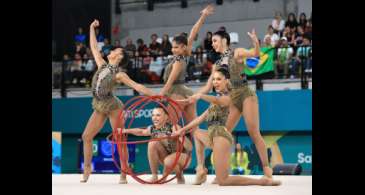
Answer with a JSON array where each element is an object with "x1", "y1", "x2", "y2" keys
[{"x1": 273, "y1": 163, "x2": 303, "y2": 175}]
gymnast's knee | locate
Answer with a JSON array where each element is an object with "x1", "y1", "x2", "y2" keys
[{"x1": 216, "y1": 175, "x2": 229, "y2": 186}]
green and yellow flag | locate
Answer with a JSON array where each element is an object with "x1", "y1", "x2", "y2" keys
[{"x1": 243, "y1": 47, "x2": 275, "y2": 76}]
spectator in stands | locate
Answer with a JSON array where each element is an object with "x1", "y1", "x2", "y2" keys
[
  {"x1": 298, "y1": 13, "x2": 307, "y2": 30},
  {"x1": 282, "y1": 26, "x2": 295, "y2": 47},
  {"x1": 290, "y1": 35, "x2": 312, "y2": 78},
  {"x1": 201, "y1": 40, "x2": 215, "y2": 81},
  {"x1": 70, "y1": 53, "x2": 84, "y2": 86},
  {"x1": 287, "y1": 27, "x2": 296, "y2": 47},
  {"x1": 137, "y1": 38, "x2": 148, "y2": 56},
  {"x1": 74, "y1": 27, "x2": 87, "y2": 44},
  {"x1": 285, "y1": 13, "x2": 298, "y2": 31},
  {"x1": 114, "y1": 39, "x2": 122, "y2": 48},
  {"x1": 148, "y1": 50, "x2": 165, "y2": 84},
  {"x1": 203, "y1": 31, "x2": 219, "y2": 65},
  {"x1": 294, "y1": 25, "x2": 305, "y2": 47},
  {"x1": 195, "y1": 46, "x2": 207, "y2": 81},
  {"x1": 118, "y1": 50, "x2": 131, "y2": 74},
  {"x1": 63, "y1": 54, "x2": 72, "y2": 66},
  {"x1": 74, "y1": 42, "x2": 87, "y2": 57},
  {"x1": 187, "y1": 46, "x2": 206, "y2": 82},
  {"x1": 124, "y1": 38, "x2": 137, "y2": 58},
  {"x1": 203, "y1": 24, "x2": 223, "y2": 62},
  {"x1": 230, "y1": 143, "x2": 250, "y2": 175},
  {"x1": 81, "y1": 53, "x2": 96, "y2": 86},
  {"x1": 62, "y1": 54, "x2": 73, "y2": 85},
  {"x1": 124, "y1": 58, "x2": 136, "y2": 83},
  {"x1": 262, "y1": 35, "x2": 272, "y2": 48},
  {"x1": 265, "y1": 25, "x2": 279, "y2": 47},
  {"x1": 204, "y1": 31, "x2": 213, "y2": 52},
  {"x1": 282, "y1": 26, "x2": 290, "y2": 36},
  {"x1": 160, "y1": 34, "x2": 172, "y2": 56},
  {"x1": 304, "y1": 21, "x2": 312, "y2": 41},
  {"x1": 149, "y1": 33, "x2": 161, "y2": 58},
  {"x1": 192, "y1": 33, "x2": 202, "y2": 53},
  {"x1": 134, "y1": 51, "x2": 143, "y2": 67},
  {"x1": 195, "y1": 46, "x2": 207, "y2": 68},
  {"x1": 275, "y1": 37, "x2": 293, "y2": 79},
  {"x1": 101, "y1": 38, "x2": 113, "y2": 56},
  {"x1": 143, "y1": 51, "x2": 152, "y2": 68},
  {"x1": 85, "y1": 47, "x2": 92, "y2": 61},
  {"x1": 202, "y1": 59, "x2": 214, "y2": 82},
  {"x1": 271, "y1": 11, "x2": 285, "y2": 35},
  {"x1": 133, "y1": 51, "x2": 150, "y2": 83}
]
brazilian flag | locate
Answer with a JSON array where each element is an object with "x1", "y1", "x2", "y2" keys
[{"x1": 242, "y1": 47, "x2": 275, "y2": 76}]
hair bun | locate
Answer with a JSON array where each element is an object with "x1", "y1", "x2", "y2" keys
[
  {"x1": 216, "y1": 66, "x2": 230, "y2": 79},
  {"x1": 218, "y1": 26, "x2": 227, "y2": 32},
  {"x1": 179, "y1": 32, "x2": 188, "y2": 38},
  {"x1": 220, "y1": 63, "x2": 229, "y2": 69}
]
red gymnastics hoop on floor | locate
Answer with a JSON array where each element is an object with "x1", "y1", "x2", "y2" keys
[{"x1": 110, "y1": 95, "x2": 193, "y2": 184}]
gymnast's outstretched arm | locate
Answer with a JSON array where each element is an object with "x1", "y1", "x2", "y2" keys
[
  {"x1": 116, "y1": 72, "x2": 156, "y2": 96},
  {"x1": 89, "y1": 19, "x2": 107, "y2": 68},
  {"x1": 187, "y1": 5, "x2": 215, "y2": 94},
  {"x1": 172, "y1": 110, "x2": 209, "y2": 136},
  {"x1": 186, "y1": 4, "x2": 214, "y2": 56},
  {"x1": 123, "y1": 128, "x2": 151, "y2": 136},
  {"x1": 191, "y1": 93, "x2": 231, "y2": 107}
]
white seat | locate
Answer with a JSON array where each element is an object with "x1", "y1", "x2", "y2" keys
[{"x1": 229, "y1": 32, "x2": 239, "y2": 44}]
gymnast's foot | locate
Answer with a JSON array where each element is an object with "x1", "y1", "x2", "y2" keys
[
  {"x1": 147, "y1": 174, "x2": 159, "y2": 183},
  {"x1": 119, "y1": 173, "x2": 128, "y2": 184},
  {"x1": 80, "y1": 165, "x2": 92, "y2": 183},
  {"x1": 176, "y1": 172, "x2": 185, "y2": 184},
  {"x1": 211, "y1": 177, "x2": 218, "y2": 184},
  {"x1": 261, "y1": 176, "x2": 282, "y2": 186},
  {"x1": 192, "y1": 166, "x2": 207, "y2": 185}
]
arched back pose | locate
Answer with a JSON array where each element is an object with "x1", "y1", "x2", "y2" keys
[{"x1": 81, "y1": 19, "x2": 155, "y2": 184}]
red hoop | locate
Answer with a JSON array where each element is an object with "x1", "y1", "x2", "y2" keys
[{"x1": 110, "y1": 95, "x2": 193, "y2": 184}]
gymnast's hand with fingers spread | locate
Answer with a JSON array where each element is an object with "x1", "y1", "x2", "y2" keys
[
  {"x1": 247, "y1": 28, "x2": 259, "y2": 45},
  {"x1": 200, "y1": 4, "x2": 215, "y2": 16}
]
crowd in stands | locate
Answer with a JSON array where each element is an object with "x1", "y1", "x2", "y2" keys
[
  {"x1": 59, "y1": 11, "x2": 311, "y2": 88},
  {"x1": 266, "y1": 11, "x2": 312, "y2": 79}
]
